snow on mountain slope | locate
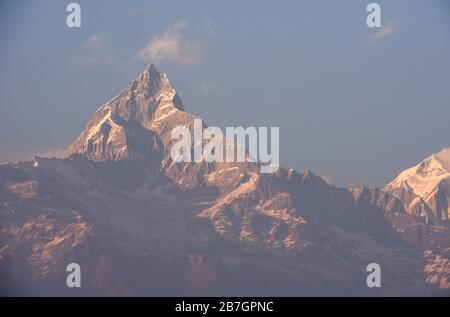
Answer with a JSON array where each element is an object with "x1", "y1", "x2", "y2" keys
[
  {"x1": 65, "y1": 65, "x2": 180, "y2": 161},
  {"x1": 385, "y1": 148, "x2": 450, "y2": 224},
  {"x1": 65, "y1": 64, "x2": 251, "y2": 194},
  {"x1": 0, "y1": 65, "x2": 449, "y2": 295},
  {"x1": 386, "y1": 149, "x2": 450, "y2": 198}
]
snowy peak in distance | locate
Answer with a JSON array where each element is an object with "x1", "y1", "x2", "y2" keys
[
  {"x1": 134, "y1": 64, "x2": 184, "y2": 109},
  {"x1": 385, "y1": 148, "x2": 450, "y2": 224},
  {"x1": 386, "y1": 148, "x2": 450, "y2": 198},
  {"x1": 64, "y1": 64, "x2": 187, "y2": 161}
]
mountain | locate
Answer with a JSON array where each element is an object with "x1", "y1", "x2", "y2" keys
[
  {"x1": 0, "y1": 65, "x2": 448, "y2": 296},
  {"x1": 385, "y1": 148, "x2": 450, "y2": 224}
]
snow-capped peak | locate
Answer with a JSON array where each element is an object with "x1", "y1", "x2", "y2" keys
[
  {"x1": 385, "y1": 148, "x2": 450, "y2": 199},
  {"x1": 64, "y1": 65, "x2": 186, "y2": 161}
]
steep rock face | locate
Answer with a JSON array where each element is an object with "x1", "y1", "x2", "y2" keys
[
  {"x1": 65, "y1": 65, "x2": 183, "y2": 161},
  {"x1": 385, "y1": 148, "x2": 450, "y2": 224},
  {"x1": 350, "y1": 185, "x2": 450, "y2": 291},
  {"x1": 198, "y1": 169, "x2": 437, "y2": 295},
  {"x1": 65, "y1": 65, "x2": 250, "y2": 194},
  {"x1": 0, "y1": 65, "x2": 449, "y2": 296}
]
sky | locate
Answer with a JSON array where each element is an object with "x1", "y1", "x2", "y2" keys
[{"x1": 0, "y1": 0, "x2": 449, "y2": 187}]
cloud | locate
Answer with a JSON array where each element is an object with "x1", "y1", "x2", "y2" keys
[
  {"x1": 70, "y1": 33, "x2": 110, "y2": 70},
  {"x1": 80, "y1": 34, "x2": 109, "y2": 51},
  {"x1": 436, "y1": 147, "x2": 450, "y2": 171},
  {"x1": 200, "y1": 80, "x2": 217, "y2": 96},
  {"x1": 367, "y1": 22, "x2": 396, "y2": 43},
  {"x1": 136, "y1": 19, "x2": 214, "y2": 66}
]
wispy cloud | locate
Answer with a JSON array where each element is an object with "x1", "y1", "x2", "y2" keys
[
  {"x1": 200, "y1": 80, "x2": 217, "y2": 96},
  {"x1": 136, "y1": 18, "x2": 215, "y2": 66},
  {"x1": 366, "y1": 22, "x2": 396, "y2": 43},
  {"x1": 70, "y1": 33, "x2": 110, "y2": 70},
  {"x1": 80, "y1": 34, "x2": 109, "y2": 51}
]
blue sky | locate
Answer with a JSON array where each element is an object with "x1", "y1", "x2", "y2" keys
[{"x1": 1, "y1": 0, "x2": 449, "y2": 187}]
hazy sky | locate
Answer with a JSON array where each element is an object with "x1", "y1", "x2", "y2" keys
[{"x1": 1, "y1": 0, "x2": 449, "y2": 187}]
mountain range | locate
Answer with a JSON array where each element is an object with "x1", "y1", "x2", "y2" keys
[{"x1": 0, "y1": 65, "x2": 448, "y2": 296}]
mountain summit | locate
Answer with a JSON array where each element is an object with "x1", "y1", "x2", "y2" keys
[
  {"x1": 386, "y1": 148, "x2": 450, "y2": 224},
  {"x1": 65, "y1": 64, "x2": 185, "y2": 162},
  {"x1": 66, "y1": 65, "x2": 253, "y2": 191},
  {"x1": 0, "y1": 66, "x2": 448, "y2": 295}
]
